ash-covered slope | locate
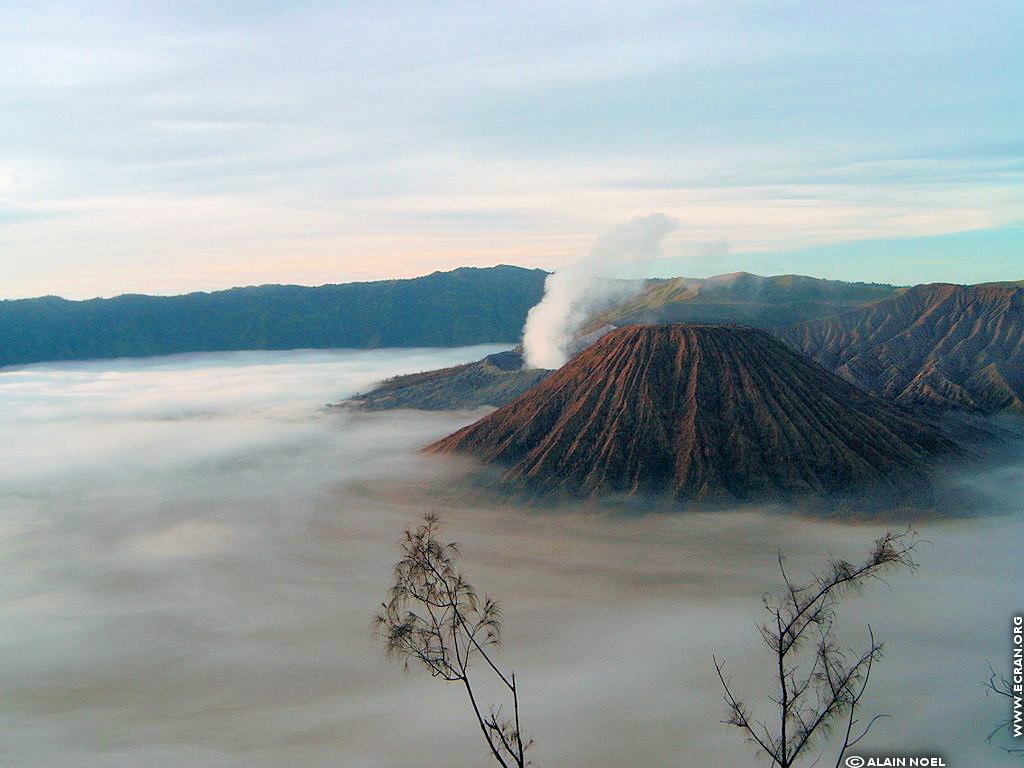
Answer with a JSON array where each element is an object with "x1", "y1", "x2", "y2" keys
[
  {"x1": 427, "y1": 325, "x2": 958, "y2": 503},
  {"x1": 345, "y1": 350, "x2": 550, "y2": 410},
  {"x1": 778, "y1": 283, "x2": 1024, "y2": 414}
]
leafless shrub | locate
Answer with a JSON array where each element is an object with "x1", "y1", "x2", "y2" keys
[
  {"x1": 984, "y1": 662, "x2": 1024, "y2": 758},
  {"x1": 375, "y1": 513, "x2": 532, "y2": 768},
  {"x1": 715, "y1": 529, "x2": 918, "y2": 768}
]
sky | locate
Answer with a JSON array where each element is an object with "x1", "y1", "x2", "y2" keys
[{"x1": 1, "y1": 0, "x2": 1022, "y2": 299}]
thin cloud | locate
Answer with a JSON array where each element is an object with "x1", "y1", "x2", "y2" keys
[{"x1": 0, "y1": 2, "x2": 1021, "y2": 296}]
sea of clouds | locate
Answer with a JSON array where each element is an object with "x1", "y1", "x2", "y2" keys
[{"x1": 0, "y1": 347, "x2": 1019, "y2": 767}]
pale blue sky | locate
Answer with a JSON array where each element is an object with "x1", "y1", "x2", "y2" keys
[{"x1": 1, "y1": 1, "x2": 1021, "y2": 297}]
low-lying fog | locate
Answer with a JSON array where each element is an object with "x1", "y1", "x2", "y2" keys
[{"x1": 0, "y1": 347, "x2": 1019, "y2": 767}]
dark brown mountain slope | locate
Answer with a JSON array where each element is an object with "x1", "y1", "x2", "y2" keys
[
  {"x1": 777, "y1": 283, "x2": 1024, "y2": 414},
  {"x1": 343, "y1": 350, "x2": 550, "y2": 410},
  {"x1": 427, "y1": 324, "x2": 958, "y2": 503}
]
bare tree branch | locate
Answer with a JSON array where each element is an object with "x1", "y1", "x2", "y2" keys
[
  {"x1": 983, "y1": 661, "x2": 1024, "y2": 758},
  {"x1": 376, "y1": 513, "x2": 532, "y2": 767},
  {"x1": 715, "y1": 530, "x2": 917, "y2": 767}
]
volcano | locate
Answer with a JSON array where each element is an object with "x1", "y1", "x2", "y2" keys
[{"x1": 427, "y1": 324, "x2": 959, "y2": 503}]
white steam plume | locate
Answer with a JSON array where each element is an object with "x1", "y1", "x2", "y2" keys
[{"x1": 522, "y1": 213, "x2": 679, "y2": 369}]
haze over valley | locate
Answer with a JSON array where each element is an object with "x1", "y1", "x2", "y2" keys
[{"x1": 0, "y1": 347, "x2": 1019, "y2": 767}]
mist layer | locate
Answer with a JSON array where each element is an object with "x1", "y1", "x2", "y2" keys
[{"x1": 0, "y1": 347, "x2": 1018, "y2": 767}]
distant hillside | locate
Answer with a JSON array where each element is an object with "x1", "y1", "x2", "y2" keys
[
  {"x1": 584, "y1": 272, "x2": 900, "y2": 330},
  {"x1": 428, "y1": 325, "x2": 958, "y2": 504},
  {"x1": 344, "y1": 349, "x2": 551, "y2": 410},
  {"x1": 343, "y1": 271, "x2": 902, "y2": 411},
  {"x1": 778, "y1": 283, "x2": 1024, "y2": 414},
  {"x1": 0, "y1": 265, "x2": 548, "y2": 367}
]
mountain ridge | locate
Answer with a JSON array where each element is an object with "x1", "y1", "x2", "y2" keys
[
  {"x1": 342, "y1": 271, "x2": 912, "y2": 411},
  {"x1": 583, "y1": 271, "x2": 902, "y2": 330},
  {"x1": 778, "y1": 282, "x2": 1024, "y2": 414},
  {"x1": 0, "y1": 265, "x2": 548, "y2": 367},
  {"x1": 350, "y1": 275, "x2": 1024, "y2": 417}
]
